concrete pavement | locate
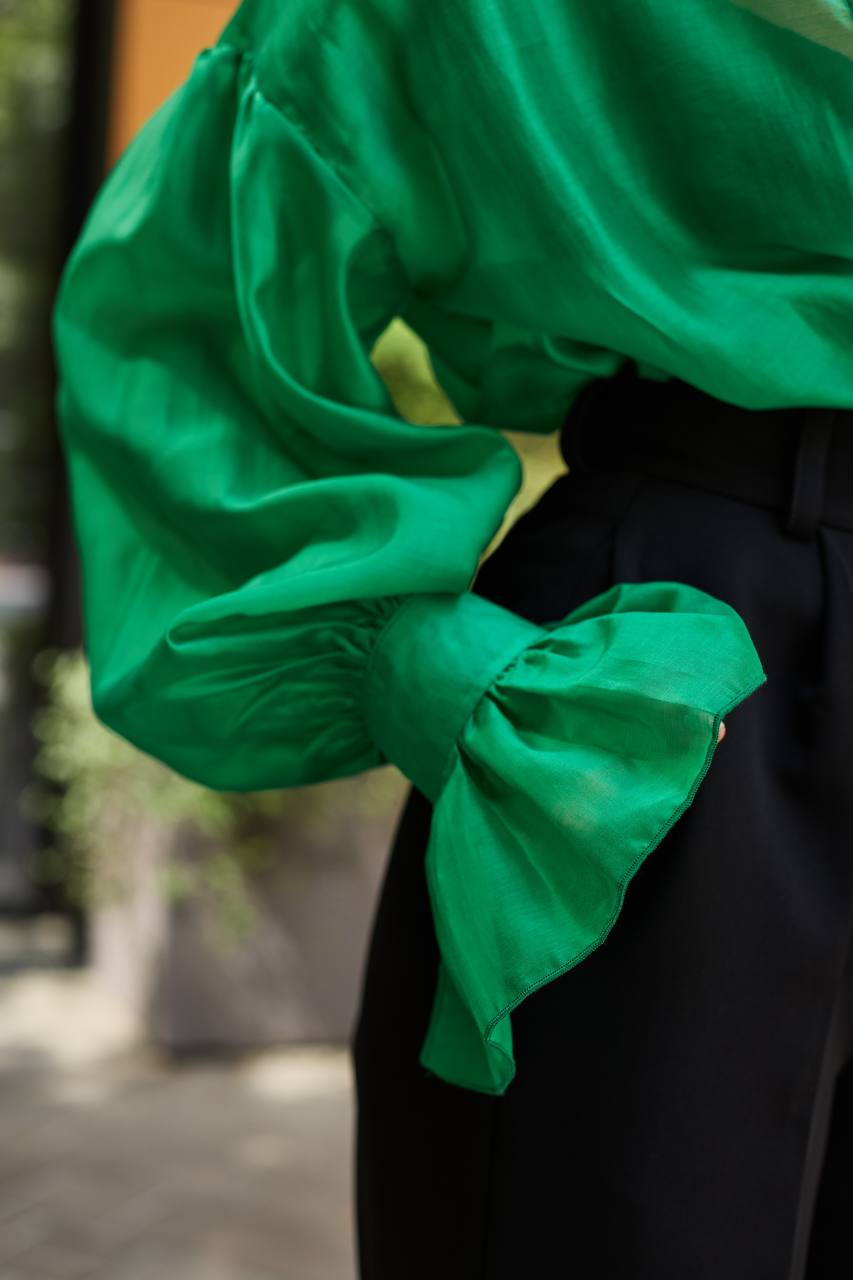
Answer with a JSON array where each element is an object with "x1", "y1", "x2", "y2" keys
[{"x1": 0, "y1": 949, "x2": 356, "y2": 1280}]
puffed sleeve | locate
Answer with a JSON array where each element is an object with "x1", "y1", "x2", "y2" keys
[{"x1": 52, "y1": 39, "x2": 767, "y2": 1095}]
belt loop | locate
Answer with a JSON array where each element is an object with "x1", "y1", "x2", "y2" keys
[{"x1": 785, "y1": 409, "x2": 837, "y2": 539}]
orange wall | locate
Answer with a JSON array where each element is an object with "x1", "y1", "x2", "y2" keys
[{"x1": 109, "y1": 0, "x2": 236, "y2": 162}]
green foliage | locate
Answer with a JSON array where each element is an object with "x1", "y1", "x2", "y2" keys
[
  {"x1": 22, "y1": 646, "x2": 404, "y2": 946},
  {"x1": 0, "y1": 0, "x2": 75, "y2": 560},
  {"x1": 0, "y1": 0, "x2": 72, "y2": 127}
]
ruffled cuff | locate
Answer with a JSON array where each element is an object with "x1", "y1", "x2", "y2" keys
[
  {"x1": 365, "y1": 592, "x2": 541, "y2": 801},
  {"x1": 365, "y1": 580, "x2": 767, "y2": 1095}
]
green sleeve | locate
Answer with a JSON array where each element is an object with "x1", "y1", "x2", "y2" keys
[{"x1": 52, "y1": 39, "x2": 523, "y2": 793}]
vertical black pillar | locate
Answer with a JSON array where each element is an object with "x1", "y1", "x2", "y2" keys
[
  {"x1": 47, "y1": 0, "x2": 117, "y2": 654},
  {"x1": 39, "y1": 0, "x2": 117, "y2": 958}
]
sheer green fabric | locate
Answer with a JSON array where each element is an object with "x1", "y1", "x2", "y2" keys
[{"x1": 57, "y1": 0, "x2": 853, "y2": 1093}]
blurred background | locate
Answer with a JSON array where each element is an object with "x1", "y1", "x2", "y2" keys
[{"x1": 0, "y1": 2, "x2": 562, "y2": 1277}]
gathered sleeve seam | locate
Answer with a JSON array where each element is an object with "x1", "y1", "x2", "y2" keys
[{"x1": 210, "y1": 40, "x2": 415, "y2": 284}]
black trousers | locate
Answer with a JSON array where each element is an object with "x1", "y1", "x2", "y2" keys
[{"x1": 351, "y1": 362, "x2": 853, "y2": 1279}]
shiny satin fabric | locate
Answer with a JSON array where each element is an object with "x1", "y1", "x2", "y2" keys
[{"x1": 50, "y1": 0, "x2": 853, "y2": 1091}]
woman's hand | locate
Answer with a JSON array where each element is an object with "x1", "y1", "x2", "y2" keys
[{"x1": 718, "y1": 721, "x2": 726, "y2": 742}]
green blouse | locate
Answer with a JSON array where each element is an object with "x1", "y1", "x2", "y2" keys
[{"x1": 54, "y1": 0, "x2": 851, "y2": 1095}]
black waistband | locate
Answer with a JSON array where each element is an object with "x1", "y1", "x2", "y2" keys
[{"x1": 558, "y1": 359, "x2": 853, "y2": 538}]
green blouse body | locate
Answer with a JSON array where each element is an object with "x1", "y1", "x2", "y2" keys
[{"x1": 53, "y1": 0, "x2": 852, "y2": 1094}]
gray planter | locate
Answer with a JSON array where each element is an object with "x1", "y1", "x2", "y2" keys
[{"x1": 89, "y1": 773, "x2": 408, "y2": 1052}]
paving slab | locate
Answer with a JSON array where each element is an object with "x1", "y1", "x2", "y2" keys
[{"x1": 0, "y1": 965, "x2": 357, "y2": 1280}]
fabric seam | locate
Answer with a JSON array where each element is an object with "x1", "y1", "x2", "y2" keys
[
  {"x1": 217, "y1": 43, "x2": 390, "y2": 234},
  {"x1": 431, "y1": 615, "x2": 540, "y2": 798},
  {"x1": 201, "y1": 39, "x2": 417, "y2": 314},
  {"x1": 364, "y1": 595, "x2": 544, "y2": 799},
  {"x1": 362, "y1": 595, "x2": 419, "y2": 762}
]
